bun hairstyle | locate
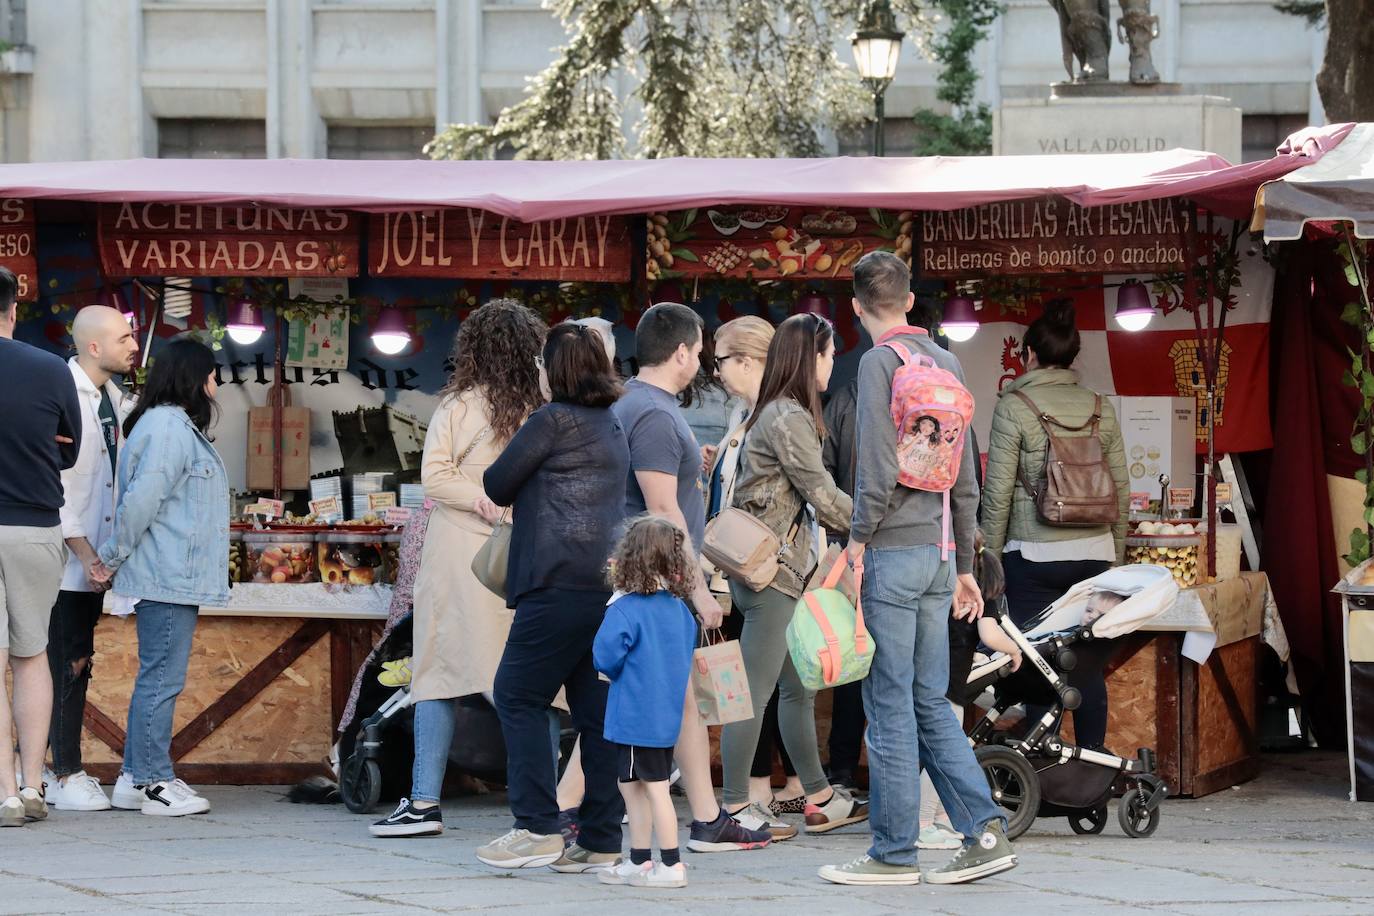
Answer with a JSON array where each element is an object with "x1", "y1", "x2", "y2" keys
[{"x1": 1024, "y1": 297, "x2": 1081, "y2": 369}]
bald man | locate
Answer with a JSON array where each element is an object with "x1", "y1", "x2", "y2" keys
[{"x1": 44, "y1": 305, "x2": 138, "y2": 813}]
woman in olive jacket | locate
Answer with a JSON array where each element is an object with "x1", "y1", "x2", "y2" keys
[
  {"x1": 980, "y1": 298, "x2": 1129, "y2": 749},
  {"x1": 721, "y1": 314, "x2": 868, "y2": 838}
]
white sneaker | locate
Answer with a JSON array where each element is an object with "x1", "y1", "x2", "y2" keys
[
  {"x1": 597, "y1": 860, "x2": 652, "y2": 886},
  {"x1": 917, "y1": 823, "x2": 963, "y2": 850},
  {"x1": 630, "y1": 862, "x2": 687, "y2": 889},
  {"x1": 731, "y1": 801, "x2": 798, "y2": 840},
  {"x1": 140, "y1": 780, "x2": 211, "y2": 816},
  {"x1": 46, "y1": 771, "x2": 112, "y2": 812},
  {"x1": 111, "y1": 772, "x2": 145, "y2": 810}
]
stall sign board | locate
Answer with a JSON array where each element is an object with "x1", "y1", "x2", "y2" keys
[
  {"x1": 0, "y1": 199, "x2": 37, "y2": 301},
  {"x1": 309, "y1": 496, "x2": 343, "y2": 522},
  {"x1": 369, "y1": 209, "x2": 632, "y2": 281},
  {"x1": 648, "y1": 206, "x2": 910, "y2": 281},
  {"x1": 920, "y1": 196, "x2": 1191, "y2": 277},
  {"x1": 98, "y1": 204, "x2": 361, "y2": 278},
  {"x1": 1215, "y1": 482, "x2": 1233, "y2": 506},
  {"x1": 367, "y1": 492, "x2": 397, "y2": 511},
  {"x1": 1169, "y1": 487, "x2": 1196, "y2": 511},
  {"x1": 383, "y1": 506, "x2": 413, "y2": 527}
]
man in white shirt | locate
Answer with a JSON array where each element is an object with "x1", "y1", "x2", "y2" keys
[{"x1": 44, "y1": 306, "x2": 137, "y2": 812}]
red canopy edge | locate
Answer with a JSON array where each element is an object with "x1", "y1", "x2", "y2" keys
[{"x1": 0, "y1": 123, "x2": 1352, "y2": 221}]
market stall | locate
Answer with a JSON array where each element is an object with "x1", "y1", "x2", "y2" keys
[
  {"x1": 1255, "y1": 122, "x2": 1374, "y2": 801},
  {"x1": 0, "y1": 126, "x2": 1354, "y2": 786}
]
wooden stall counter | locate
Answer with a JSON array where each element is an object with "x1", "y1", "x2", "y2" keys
[
  {"x1": 1075, "y1": 571, "x2": 1286, "y2": 798},
  {"x1": 84, "y1": 586, "x2": 389, "y2": 785}
]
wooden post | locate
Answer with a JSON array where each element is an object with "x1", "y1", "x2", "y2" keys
[{"x1": 271, "y1": 305, "x2": 285, "y2": 501}]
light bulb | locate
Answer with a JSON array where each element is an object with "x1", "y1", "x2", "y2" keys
[
  {"x1": 372, "y1": 332, "x2": 410, "y2": 355},
  {"x1": 941, "y1": 322, "x2": 979, "y2": 343},
  {"x1": 226, "y1": 325, "x2": 264, "y2": 345},
  {"x1": 1114, "y1": 311, "x2": 1153, "y2": 332}
]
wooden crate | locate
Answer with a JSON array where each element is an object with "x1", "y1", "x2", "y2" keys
[{"x1": 81, "y1": 614, "x2": 381, "y2": 784}]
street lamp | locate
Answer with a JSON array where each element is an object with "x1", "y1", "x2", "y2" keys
[
  {"x1": 851, "y1": 0, "x2": 905, "y2": 157},
  {"x1": 940, "y1": 295, "x2": 980, "y2": 342},
  {"x1": 1114, "y1": 279, "x2": 1155, "y2": 331},
  {"x1": 371, "y1": 307, "x2": 411, "y2": 355},
  {"x1": 225, "y1": 297, "x2": 266, "y2": 346}
]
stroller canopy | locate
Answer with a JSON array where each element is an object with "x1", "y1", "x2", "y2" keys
[{"x1": 1023, "y1": 565, "x2": 1180, "y2": 641}]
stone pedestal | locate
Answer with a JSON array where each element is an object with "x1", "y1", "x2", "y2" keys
[{"x1": 994, "y1": 88, "x2": 1243, "y2": 163}]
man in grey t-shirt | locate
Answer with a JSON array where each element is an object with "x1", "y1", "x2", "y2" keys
[{"x1": 609, "y1": 302, "x2": 771, "y2": 854}]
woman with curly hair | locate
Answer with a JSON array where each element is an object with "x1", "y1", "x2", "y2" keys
[{"x1": 370, "y1": 298, "x2": 547, "y2": 839}]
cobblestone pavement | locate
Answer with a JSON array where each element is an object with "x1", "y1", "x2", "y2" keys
[{"x1": 3, "y1": 751, "x2": 1371, "y2": 915}]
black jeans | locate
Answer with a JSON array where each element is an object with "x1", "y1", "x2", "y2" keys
[
  {"x1": 47, "y1": 590, "x2": 104, "y2": 777},
  {"x1": 493, "y1": 587, "x2": 623, "y2": 854},
  {"x1": 826, "y1": 680, "x2": 866, "y2": 780},
  {"x1": 1002, "y1": 551, "x2": 1113, "y2": 748}
]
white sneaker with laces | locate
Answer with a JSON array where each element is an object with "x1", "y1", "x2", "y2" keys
[
  {"x1": 141, "y1": 779, "x2": 211, "y2": 816},
  {"x1": 630, "y1": 862, "x2": 687, "y2": 889},
  {"x1": 111, "y1": 772, "x2": 145, "y2": 810},
  {"x1": 598, "y1": 860, "x2": 652, "y2": 886},
  {"x1": 917, "y1": 822, "x2": 963, "y2": 850},
  {"x1": 731, "y1": 801, "x2": 798, "y2": 840},
  {"x1": 46, "y1": 771, "x2": 112, "y2": 812}
]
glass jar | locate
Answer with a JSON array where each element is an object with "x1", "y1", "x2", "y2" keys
[
  {"x1": 317, "y1": 530, "x2": 388, "y2": 587},
  {"x1": 243, "y1": 528, "x2": 319, "y2": 584}
]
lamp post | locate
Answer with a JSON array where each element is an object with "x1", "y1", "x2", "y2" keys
[{"x1": 851, "y1": 0, "x2": 905, "y2": 157}]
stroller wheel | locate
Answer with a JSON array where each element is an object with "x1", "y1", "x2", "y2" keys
[
  {"x1": 1069, "y1": 805, "x2": 1109, "y2": 835},
  {"x1": 1117, "y1": 788, "x2": 1160, "y2": 838},
  {"x1": 975, "y1": 746, "x2": 1041, "y2": 840},
  {"x1": 340, "y1": 752, "x2": 382, "y2": 815}
]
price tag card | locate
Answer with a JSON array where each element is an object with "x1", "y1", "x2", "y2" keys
[
  {"x1": 368, "y1": 492, "x2": 398, "y2": 511},
  {"x1": 309, "y1": 496, "x2": 343, "y2": 520},
  {"x1": 1214, "y1": 482, "x2": 1233, "y2": 505},
  {"x1": 259, "y1": 498, "x2": 285, "y2": 519},
  {"x1": 1168, "y1": 487, "x2": 1195, "y2": 511},
  {"x1": 1129, "y1": 492, "x2": 1151, "y2": 512},
  {"x1": 384, "y1": 506, "x2": 413, "y2": 527}
]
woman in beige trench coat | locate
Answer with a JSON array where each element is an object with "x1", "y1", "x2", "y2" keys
[{"x1": 370, "y1": 299, "x2": 547, "y2": 838}]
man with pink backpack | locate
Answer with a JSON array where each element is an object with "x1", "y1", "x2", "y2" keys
[{"x1": 819, "y1": 252, "x2": 1017, "y2": 887}]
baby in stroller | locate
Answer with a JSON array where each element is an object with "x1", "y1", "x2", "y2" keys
[{"x1": 961, "y1": 564, "x2": 1176, "y2": 839}]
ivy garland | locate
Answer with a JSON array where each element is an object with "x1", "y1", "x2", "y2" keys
[{"x1": 1337, "y1": 231, "x2": 1374, "y2": 565}]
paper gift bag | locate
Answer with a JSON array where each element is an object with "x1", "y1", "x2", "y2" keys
[
  {"x1": 692, "y1": 632, "x2": 754, "y2": 726},
  {"x1": 247, "y1": 405, "x2": 311, "y2": 491}
]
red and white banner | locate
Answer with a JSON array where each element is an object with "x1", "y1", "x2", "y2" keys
[{"x1": 949, "y1": 252, "x2": 1273, "y2": 455}]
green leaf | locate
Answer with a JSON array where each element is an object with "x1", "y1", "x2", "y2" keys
[
  {"x1": 671, "y1": 248, "x2": 699, "y2": 262},
  {"x1": 1358, "y1": 469, "x2": 1370, "y2": 486},
  {"x1": 1346, "y1": 262, "x2": 1361, "y2": 287},
  {"x1": 1344, "y1": 369, "x2": 1357, "y2": 387},
  {"x1": 678, "y1": 209, "x2": 697, "y2": 233},
  {"x1": 1354, "y1": 430, "x2": 1369, "y2": 455},
  {"x1": 1342, "y1": 300, "x2": 1364, "y2": 327}
]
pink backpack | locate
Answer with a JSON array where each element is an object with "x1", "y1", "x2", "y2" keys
[{"x1": 885, "y1": 341, "x2": 976, "y2": 560}]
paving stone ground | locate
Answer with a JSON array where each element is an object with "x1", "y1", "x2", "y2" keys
[{"x1": 3, "y1": 751, "x2": 1371, "y2": 915}]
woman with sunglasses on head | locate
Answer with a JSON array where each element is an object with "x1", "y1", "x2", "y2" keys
[{"x1": 719, "y1": 313, "x2": 868, "y2": 839}]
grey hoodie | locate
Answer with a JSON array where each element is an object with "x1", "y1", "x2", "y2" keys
[{"x1": 850, "y1": 328, "x2": 979, "y2": 575}]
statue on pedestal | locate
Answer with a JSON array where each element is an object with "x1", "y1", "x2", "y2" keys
[{"x1": 1050, "y1": 0, "x2": 1161, "y2": 85}]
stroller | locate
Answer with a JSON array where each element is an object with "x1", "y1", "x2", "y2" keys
[
  {"x1": 964, "y1": 565, "x2": 1176, "y2": 840},
  {"x1": 337, "y1": 610, "x2": 511, "y2": 814}
]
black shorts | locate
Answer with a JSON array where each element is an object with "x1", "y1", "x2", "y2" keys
[{"x1": 617, "y1": 743, "x2": 675, "y2": 784}]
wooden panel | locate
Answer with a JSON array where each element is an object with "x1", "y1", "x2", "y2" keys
[
  {"x1": 368, "y1": 209, "x2": 632, "y2": 281},
  {"x1": 1193, "y1": 636, "x2": 1259, "y2": 773},
  {"x1": 98, "y1": 203, "x2": 360, "y2": 277},
  {"x1": 80, "y1": 615, "x2": 349, "y2": 780}
]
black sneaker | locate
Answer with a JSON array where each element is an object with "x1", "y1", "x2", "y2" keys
[
  {"x1": 369, "y1": 798, "x2": 443, "y2": 837},
  {"x1": 686, "y1": 810, "x2": 772, "y2": 852},
  {"x1": 558, "y1": 808, "x2": 579, "y2": 847}
]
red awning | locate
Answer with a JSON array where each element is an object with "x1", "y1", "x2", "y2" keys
[{"x1": 0, "y1": 122, "x2": 1353, "y2": 220}]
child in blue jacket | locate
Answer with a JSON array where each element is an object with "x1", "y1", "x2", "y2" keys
[{"x1": 592, "y1": 516, "x2": 699, "y2": 890}]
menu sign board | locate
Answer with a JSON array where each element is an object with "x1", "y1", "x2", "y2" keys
[
  {"x1": 368, "y1": 209, "x2": 632, "y2": 281},
  {"x1": 98, "y1": 204, "x2": 361, "y2": 278},
  {"x1": 0, "y1": 199, "x2": 36, "y2": 300},
  {"x1": 646, "y1": 206, "x2": 911, "y2": 281},
  {"x1": 920, "y1": 196, "x2": 1191, "y2": 277}
]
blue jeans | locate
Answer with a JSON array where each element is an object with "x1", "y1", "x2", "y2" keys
[
  {"x1": 412, "y1": 696, "x2": 562, "y2": 804},
  {"x1": 123, "y1": 601, "x2": 198, "y2": 785},
  {"x1": 860, "y1": 545, "x2": 1005, "y2": 866}
]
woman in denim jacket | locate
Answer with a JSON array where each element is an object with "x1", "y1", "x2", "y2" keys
[{"x1": 93, "y1": 338, "x2": 227, "y2": 817}]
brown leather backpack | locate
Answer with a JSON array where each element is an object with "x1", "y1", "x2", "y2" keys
[{"x1": 1012, "y1": 391, "x2": 1119, "y2": 528}]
